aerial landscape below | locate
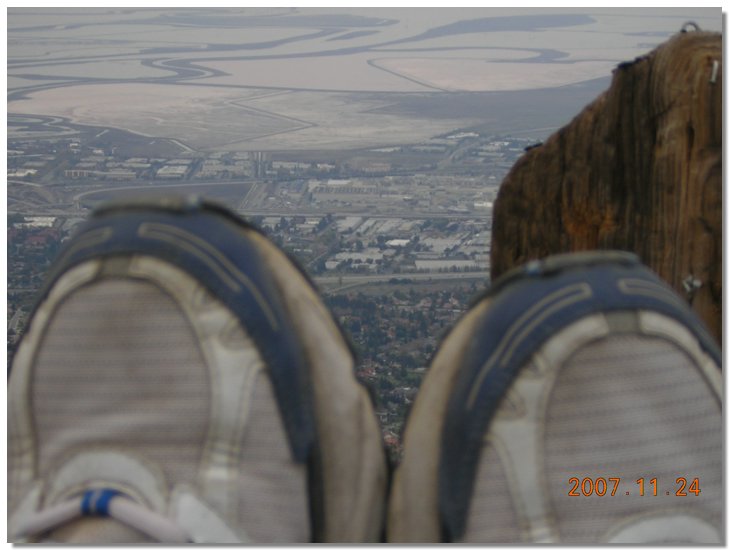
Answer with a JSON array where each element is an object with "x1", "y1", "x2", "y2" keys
[{"x1": 7, "y1": 6, "x2": 722, "y2": 452}]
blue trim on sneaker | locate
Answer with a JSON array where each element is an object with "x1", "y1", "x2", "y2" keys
[
  {"x1": 81, "y1": 490, "x2": 95, "y2": 516},
  {"x1": 438, "y1": 253, "x2": 721, "y2": 541}
]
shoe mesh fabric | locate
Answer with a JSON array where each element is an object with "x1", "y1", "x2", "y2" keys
[
  {"x1": 32, "y1": 278, "x2": 210, "y2": 491},
  {"x1": 544, "y1": 333, "x2": 722, "y2": 542},
  {"x1": 461, "y1": 332, "x2": 721, "y2": 543},
  {"x1": 25, "y1": 274, "x2": 310, "y2": 542},
  {"x1": 234, "y1": 370, "x2": 309, "y2": 542},
  {"x1": 462, "y1": 441, "x2": 523, "y2": 542}
]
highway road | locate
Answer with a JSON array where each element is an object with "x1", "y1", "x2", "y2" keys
[
  {"x1": 314, "y1": 270, "x2": 489, "y2": 290},
  {"x1": 59, "y1": 182, "x2": 487, "y2": 220},
  {"x1": 10, "y1": 178, "x2": 491, "y2": 221}
]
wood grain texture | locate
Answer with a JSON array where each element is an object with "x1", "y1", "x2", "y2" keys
[{"x1": 492, "y1": 31, "x2": 722, "y2": 344}]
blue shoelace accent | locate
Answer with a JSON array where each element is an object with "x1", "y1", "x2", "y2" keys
[{"x1": 81, "y1": 489, "x2": 121, "y2": 517}]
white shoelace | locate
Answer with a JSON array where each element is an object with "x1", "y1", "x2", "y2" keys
[{"x1": 13, "y1": 489, "x2": 190, "y2": 543}]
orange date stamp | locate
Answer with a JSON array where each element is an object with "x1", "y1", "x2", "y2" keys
[{"x1": 567, "y1": 477, "x2": 701, "y2": 497}]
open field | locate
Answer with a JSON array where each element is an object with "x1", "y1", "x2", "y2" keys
[
  {"x1": 8, "y1": 83, "x2": 470, "y2": 151},
  {"x1": 370, "y1": 57, "x2": 617, "y2": 92},
  {"x1": 9, "y1": 7, "x2": 721, "y2": 152}
]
